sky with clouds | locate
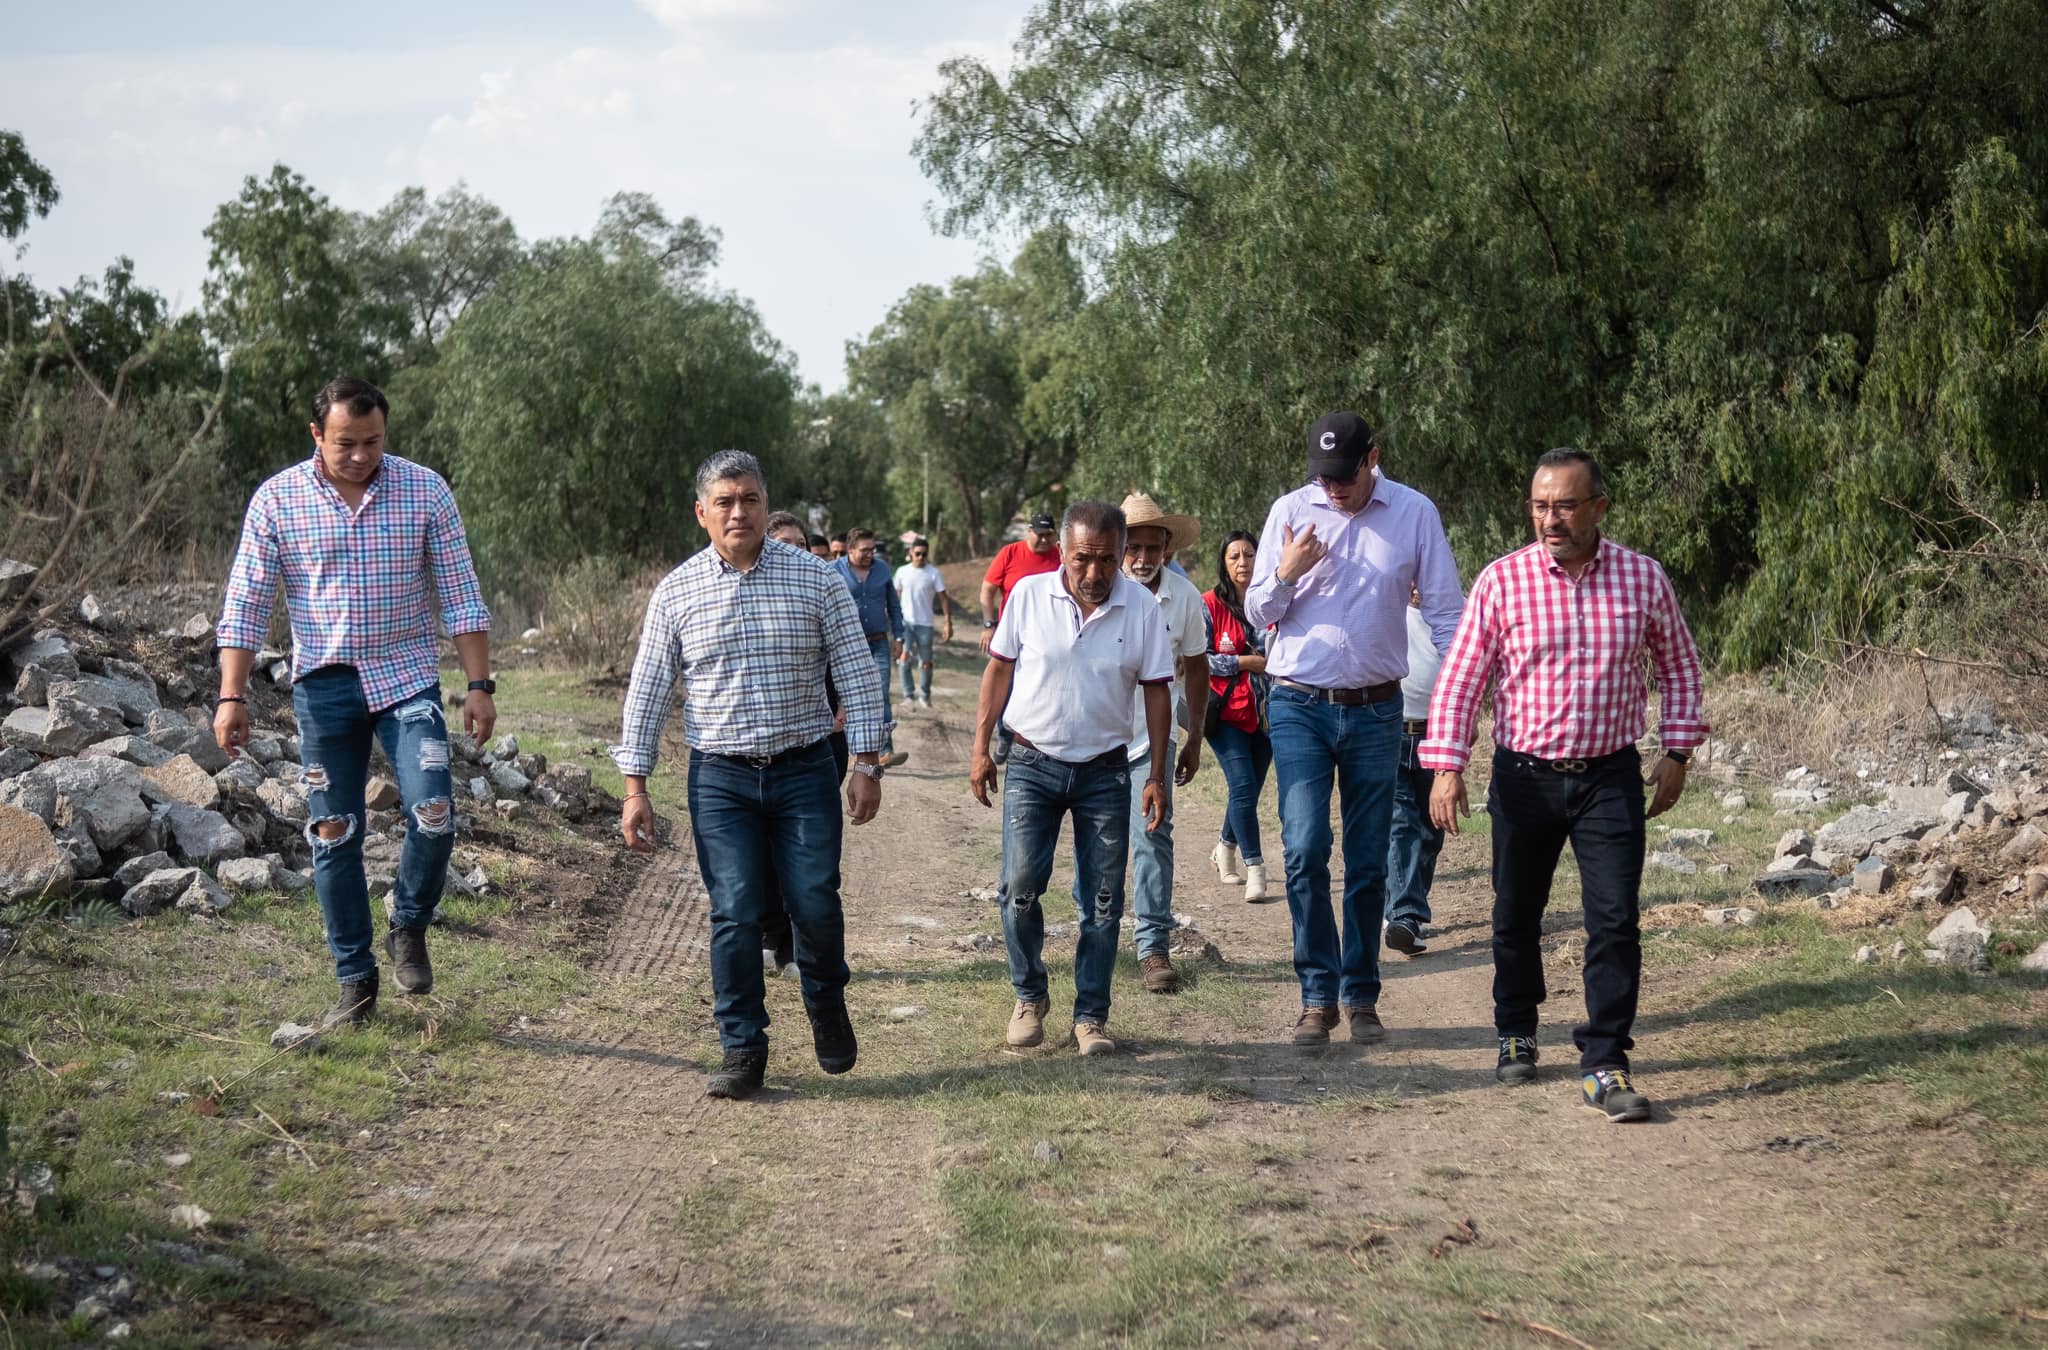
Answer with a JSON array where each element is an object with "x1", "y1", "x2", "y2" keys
[{"x1": 2, "y1": 0, "x2": 1032, "y2": 389}]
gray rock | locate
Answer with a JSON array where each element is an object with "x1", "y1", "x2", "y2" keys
[
  {"x1": 1939, "y1": 792, "x2": 1977, "y2": 824},
  {"x1": 55, "y1": 672, "x2": 159, "y2": 726},
  {"x1": 1755, "y1": 859, "x2": 1833, "y2": 898},
  {"x1": 1772, "y1": 789, "x2": 1822, "y2": 808},
  {"x1": 255, "y1": 779, "x2": 308, "y2": 824},
  {"x1": 81, "y1": 735, "x2": 175, "y2": 768},
  {"x1": 1775, "y1": 829, "x2": 1814, "y2": 859},
  {"x1": 2019, "y1": 941, "x2": 2048, "y2": 973},
  {"x1": 144, "y1": 719, "x2": 228, "y2": 774},
  {"x1": 0, "y1": 746, "x2": 36, "y2": 779},
  {"x1": 8, "y1": 635, "x2": 77, "y2": 680},
  {"x1": 1031, "y1": 1141, "x2": 1063, "y2": 1164},
  {"x1": 1908, "y1": 862, "x2": 1961, "y2": 907},
  {"x1": 491, "y1": 733, "x2": 519, "y2": 758},
  {"x1": 13, "y1": 664, "x2": 51, "y2": 707},
  {"x1": 216, "y1": 857, "x2": 280, "y2": 894},
  {"x1": 244, "y1": 736, "x2": 284, "y2": 765},
  {"x1": 1998, "y1": 822, "x2": 2047, "y2": 867},
  {"x1": 1851, "y1": 856, "x2": 1894, "y2": 895},
  {"x1": 3, "y1": 694, "x2": 125, "y2": 754},
  {"x1": 1853, "y1": 944, "x2": 1878, "y2": 964},
  {"x1": 1926, "y1": 931, "x2": 1989, "y2": 973},
  {"x1": 0, "y1": 558, "x2": 37, "y2": 602},
  {"x1": 1927, "y1": 906, "x2": 1990, "y2": 945},
  {"x1": 112, "y1": 852, "x2": 174, "y2": 889},
  {"x1": 365, "y1": 776, "x2": 400, "y2": 810},
  {"x1": 1664, "y1": 828, "x2": 1716, "y2": 850},
  {"x1": 214, "y1": 758, "x2": 267, "y2": 793},
  {"x1": 180, "y1": 614, "x2": 214, "y2": 641},
  {"x1": 487, "y1": 761, "x2": 530, "y2": 796},
  {"x1": 1720, "y1": 791, "x2": 1749, "y2": 811},
  {"x1": 268, "y1": 660, "x2": 292, "y2": 688},
  {"x1": 153, "y1": 803, "x2": 245, "y2": 862},
  {"x1": 78, "y1": 593, "x2": 105, "y2": 626},
  {"x1": 1704, "y1": 905, "x2": 1762, "y2": 927},
  {"x1": 1647, "y1": 850, "x2": 1697, "y2": 876},
  {"x1": 1816, "y1": 807, "x2": 1937, "y2": 859},
  {"x1": 175, "y1": 871, "x2": 232, "y2": 915},
  {"x1": 514, "y1": 751, "x2": 547, "y2": 780},
  {"x1": 1736, "y1": 907, "x2": 1764, "y2": 927},
  {"x1": 120, "y1": 867, "x2": 199, "y2": 916},
  {"x1": 139, "y1": 755, "x2": 220, "y2": 810},
  {"x1": 467, "y1": 775, "x2": 493, "y2": 803},
  {"x1": 269, "y1": 1023, "x2": 318, "y2": 1049},
  {"x1": 0, "y1": 757, "x2": 150, "y2": 850},
  {"x1": 0, "y1": 803, "x2": 75, "y2": 900}
]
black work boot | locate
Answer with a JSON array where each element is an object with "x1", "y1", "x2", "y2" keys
[
  {"x1": 805, "y1": 998, "x2": 859, "y2": 1075},
  {"x1": 386, "y1": 926, "x2": 433, "y2": 995},
  {"x1": 321, "y1": 970, "x2": 379, "y2": 1029},
  {"x1": 704, "y1": 1047, "x2": 769, "y2": 1100}
]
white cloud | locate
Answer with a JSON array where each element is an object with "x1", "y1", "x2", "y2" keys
[{"x1": 0, "y1": 13, "x2": 1024, "y2": 387}]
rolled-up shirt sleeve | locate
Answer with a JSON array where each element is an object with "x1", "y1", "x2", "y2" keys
[
  {"x1": 426, "y1": 482, "x2": 492, "y2": 636},
  {"x1": 217, "y1": 489, "x2": 280, "y2": 652},
  {"x1": 610, "y1": 584, "x2": 684, "y2": 777},
  {"x1": 824, "y1": 576, "x2": 888, "y2": 754}
]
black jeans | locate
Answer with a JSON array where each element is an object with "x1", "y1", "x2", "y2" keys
[{"x1": 1488, "y1": 747, "x2": 1645, "y2": 1072}]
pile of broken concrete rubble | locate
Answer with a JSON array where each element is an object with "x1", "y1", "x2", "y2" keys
[{"x1": 0, "y1": 579, "x2": 604, "y2": 923}]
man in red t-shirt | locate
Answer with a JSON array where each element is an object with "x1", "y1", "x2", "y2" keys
[{"x1": 978, "y1": 513, "x2": 1063, "y2": 655}]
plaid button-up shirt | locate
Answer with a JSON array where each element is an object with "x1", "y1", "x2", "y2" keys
[
  {"x1": 1420, "y1": 537, "x2": 1707, "y2": 771},
  {"x1": 611, "y1": 539, "x2": 887, "y2": 775},
  {"x1": 217, "y1": 453, "x2": 491, "y2": 713}
]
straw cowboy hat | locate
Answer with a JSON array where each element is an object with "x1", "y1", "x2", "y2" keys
[{"x1": 1119, "y1": 492, "x2": 1201, "y2": 555}]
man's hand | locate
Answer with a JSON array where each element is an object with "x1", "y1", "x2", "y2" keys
[
  {"x1": 464, "y1": 690, "x2": 497, "y2": 745},
  {"x1": 1141, "y1": 779, "x2": 1168, "y2": 832},
  {"x1": 1276, "y1": 521, "x2": 1329, "y2": 584},
  {"x1": 942, "y1": 621, "x2": 954, "y2": 644},
  {"x1": 892, "y1": 640, "x2": 905, "y2": 662},
  {"x1": 1646, "y1": 755, "x2": 1688, "y2": 818},
  {"x1": 621, "y1": 794, "x2": 656, "y2": 853},
  {"x1": 1429, "y1": 770, "x2": 1470, "y2": 834},
  {"x1": 212, "y1": 701, "x2": 251, "y2": 758},
  {"x1": 847, "y1": 771, "x2": 881, "y2": 824},
  {"x1": 969, "y1": 751, "x2": 999, "y2": 807},
  {"x1": 1174, "y1": 737, "x2": 1201, "y2": 786},
  {"x1": 978, "y1": 628, "x2": 995, "y2": 656}
]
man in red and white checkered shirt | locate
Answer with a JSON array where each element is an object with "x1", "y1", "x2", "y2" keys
[{"x1": 1422, "y1": 448, "x2": 1706, "y2": 1122}]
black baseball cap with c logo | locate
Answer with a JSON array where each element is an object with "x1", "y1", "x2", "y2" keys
[{"x1": 1306, "y1": 411, "x2": 1374, "y2": 479}]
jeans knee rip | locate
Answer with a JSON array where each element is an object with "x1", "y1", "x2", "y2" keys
[
  {"x1": 1092, "y1": 888, "x2": 1116, "y2": 924},
  {"x1": 302, "y1": 763, "x2": 331, "y2": 791},
  {"x1": 420, "y1": 738, "x2": 450, "y2": 771},
  {"x1": 413, "y1": 797, "x2": 454, "y2": 835},
  {"x1": 1009, "y1": 891, "x2": 1041, "y2": 914},
  {"x1": 306, "y1": 813, "x2": 358, "y2": 852}
]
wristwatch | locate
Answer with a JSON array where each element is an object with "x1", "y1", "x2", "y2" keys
[
  {"x1": 982, "y1": 619, "x2": 998, "y2": 630},
  {"x1": 851, "y1": 760, "x2": 887, "y2": 781},
  {"x1": 1664, "y1": 748, "x2": 1691, "y2": 765},
  {"x1": 468, "y1": 679, "x2": 497, "y2": 695}
]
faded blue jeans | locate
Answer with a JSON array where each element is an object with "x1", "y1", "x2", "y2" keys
[
  {"x1": 999, "y1": 745, "x2": 1131, "y2": 1027},
  {"x1": 292, "y1": 666, "x2": 456, "y2": 983},
  {"x1": 1385, "y1": 727, "x2": 1444, "y2": 929},
  {"x1": 687, "y1": 739, "x2": 849, "y2": 1052},
  {"x1": 899, "y1": 624, "x2": 935, "y2": 701},
  {"x1": 1267, "y1": 686, "x2": 1401, "y2": 1009},
  {"x1": 1127, "y1": 742, "x2": 1176, "y2": 958},
  {"x1": 867, "y1": 636, "x2": 897, "y2": 752},
  {"x1": 1206, "y1": 721, "x2": 1272, "y2": 865}
]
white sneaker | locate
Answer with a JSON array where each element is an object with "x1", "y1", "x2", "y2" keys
[
  {"x1": 1210, "y1": 840, "x2": 1244, "y2": 885},
  {"x1": 1242, "y1": 862, "x2": 1270, "y2": 902}
]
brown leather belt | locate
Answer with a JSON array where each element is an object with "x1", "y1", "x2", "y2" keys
[
  {"x1": 863, "y1": 631, "x2": 890, "y2": 643},
  {"x1": 1275, "y1": 678, "x2": 1400, "y2": 706}
]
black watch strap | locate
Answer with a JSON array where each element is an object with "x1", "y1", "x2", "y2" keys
[
  {"x1": 1664, "y1": 748, "x2": 1690, "y2": 764},
  {"x1": 468, "y1": 679, "x2": 497, "y2": 695}
]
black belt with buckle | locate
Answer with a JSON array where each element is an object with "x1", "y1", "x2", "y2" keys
[
  {"x1": 1402, "y1": 719, "x2": 1428, "y2": 737},
  {"x1": 1498, "y1": 747, "x2": 1633, "y2": 776},
  {"x1": 1275, "y1": 678, "x2": 1400, "y2": 706},
  {"x1": 709, "y1": 738, "x2": 827, "y2": 769}
]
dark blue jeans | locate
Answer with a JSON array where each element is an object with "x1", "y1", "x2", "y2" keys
[
  {"x1": 867, "y1": 636, "x2": 896, "y2": 752},
  {"x1": 1488, "y1": 748, "x2": 1646, "y2": 1071},
  {"x1": 687, "y1": 740, "x2": 849, "y2": 1052},
  {"x1": 1205, "y1": 721, "x2": 1272, "y2": 865},
  {"x1": 1267, "y1": 686, "x2": 1401, "y2": 1009},
  {"x1": 292, "y1": 667, "x2": 456, "y2": 982},
  {"x1": 1385, "y1": 729, "x2": 1444, "y2": 928},
  {"x1": 999, "y1": 745, "x2": 1131, "y2": 1027}
]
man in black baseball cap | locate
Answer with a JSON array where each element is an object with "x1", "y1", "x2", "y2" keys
[{"x1": 1305, "y1": 411, "x2": 1376, "y2": 506}]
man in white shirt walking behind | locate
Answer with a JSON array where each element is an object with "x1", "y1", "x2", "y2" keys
[{"x1": 893, "y1": 538, "x2": 952, "y2": 708}]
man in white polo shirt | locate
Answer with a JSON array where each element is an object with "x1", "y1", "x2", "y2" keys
[{"x1": 970, "y1": 500, "x2": 1175, "y2": 1057}]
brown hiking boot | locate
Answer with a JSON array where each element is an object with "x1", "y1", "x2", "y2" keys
[
  {"x1": 1291, "y1": 1005, "x2": 1339, "y2": 1046},
  {"x1": 1344, "y1": 1005, "x2": 1387, "y2": 1045},
  {"x1": 1073, "y1": 1021, "x2": 1115, "y2": 1056},
  {"x1": 320, "y1": 971, "x2": 379, "y2": 1029},
  {"x1": 1139, "y1": 952, "x2": 1180, "y2": 994},
  {"x1": 1007, "y1": 998, "x2": 1050, "y2": 1048}
]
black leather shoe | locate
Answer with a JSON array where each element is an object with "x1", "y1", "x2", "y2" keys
[
  {"x1": 386, "y1": 926, "x2": 433, "y2": 994},
  {"x1": 320, "y1": 970, "x2": 379, "y2": 1028},
  {"x1": 705, "y1": 1048, "x2": 768, "y2": 1099},
  {"x1": 1496, "y1": 1035, "x2": 1539, "y2": 1084},
  {"x1": 805, "y1": 998, "x2": 858, "y2": 1075}
]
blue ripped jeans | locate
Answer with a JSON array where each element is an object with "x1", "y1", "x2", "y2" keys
[
  {"x1": 292, "y1": 666, "x2": 456, "y2": 982},
  {"x1": 999, "y1": 745, "x2": 1131, "y2": 1027}
]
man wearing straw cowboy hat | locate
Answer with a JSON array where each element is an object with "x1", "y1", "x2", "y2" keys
[{"x1": 1112, "y1": 492, "x2": 1210, "y2": 994}]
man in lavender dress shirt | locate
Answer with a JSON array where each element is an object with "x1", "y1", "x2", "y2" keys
[{"x1": 1244, "y1": 412, "x2": 1462, "y2": 1047}]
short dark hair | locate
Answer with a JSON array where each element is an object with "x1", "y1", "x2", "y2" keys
[
  {"x1": 846, "y1": 527, "x2": 876, "y2": 546},
  {"x1": 1535, "y1": 446, "x2": 1609, "y2": 499},
  {"x1": 830, "y1": 531, "x2": 847, "y2": 545},
  {"x1": 909, "y1": 538, "x2": 929, "y2": 553},
  {"x1": 313, "y1": 376, "x2": 388, "y2": 433},
  {"x1": 764, "y1": 510, "x2": 805, "y2": 539},
  {"x1": 807, "y1": 533, "x2": 828, "y2": 548},
  {"x1": 1062, "y1": 500, "x2": 1127, "y2": 552}
]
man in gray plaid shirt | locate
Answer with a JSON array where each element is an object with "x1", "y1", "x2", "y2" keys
[{"x1": 613, "y1": 450, "x2": 889, "y2": 1100}]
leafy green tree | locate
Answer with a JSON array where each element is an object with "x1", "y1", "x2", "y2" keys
[
  {"x1": 344, "y1": 182, "x2": 523, "y2": 367},
  {"x1": 785, "y1": 389, "x2": 896, "y2": 539},
  {"x1": 847, "y1": 229, "x2": 1087, "y2": 554},
  {"x1": 433, "y1": 222, "x2": 796, "y2": 588},
  {"x1": 0, "y1": 130, "x2": 57, "y2": 242}
]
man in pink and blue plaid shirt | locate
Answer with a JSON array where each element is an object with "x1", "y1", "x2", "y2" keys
[
  {"x1": 214, "y1": 376, "x2": 495, "y2": 1031},
  {"x1": 1423, "y1": 447, "x2": 1707, "y2": 1123}
]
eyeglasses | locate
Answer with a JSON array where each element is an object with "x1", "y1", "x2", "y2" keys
[
  {"x1": 1317, "y1": 470, "x2": 1363, "y2": 489},
  {"x1": 1528, "y1": 498, "x2": 1602, "y2": 518}
]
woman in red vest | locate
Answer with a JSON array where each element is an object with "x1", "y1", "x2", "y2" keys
[{"x1": 1202, "y1": 529, "x2": 1276, "y2": 902}]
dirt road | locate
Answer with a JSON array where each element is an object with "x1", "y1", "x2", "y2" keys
[{"x1": 364, "y1": 671, "x2": 2019, "y2": 1347}]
